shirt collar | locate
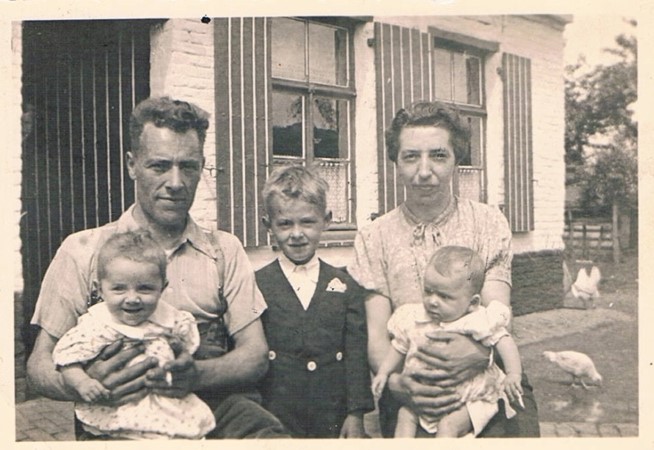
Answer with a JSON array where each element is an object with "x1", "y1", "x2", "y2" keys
[
  {"x1": 115, "y1": 205, "x2": 217, "y2": 259},
  {"x1": 278, "y1": 253, "x2": 320, "y2": 280}
]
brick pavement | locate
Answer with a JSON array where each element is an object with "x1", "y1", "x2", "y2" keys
[{"x1": 15, "y1": 396, "x2": 638, "y2": 441}]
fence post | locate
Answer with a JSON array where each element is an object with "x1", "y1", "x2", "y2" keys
[
  {"x1": 582, "y1": 223, "x2": 588, "y2": 259},
  {"x1": 598, "y1": 225, "x2": 604, "y2": 258}
]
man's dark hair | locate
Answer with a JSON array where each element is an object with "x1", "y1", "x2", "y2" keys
[
  {"x1": 129, "y1": 97, "x2": 210, "y2": 154},
  {"x1": 385, "y1": 101, "x2": 470, "y2": 164}
]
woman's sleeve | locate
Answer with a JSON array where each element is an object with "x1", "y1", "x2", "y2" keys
[{"x1": 348, "y1": 227, "x2": 390, "y2": 298}]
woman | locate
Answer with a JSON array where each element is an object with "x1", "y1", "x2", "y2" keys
[{"x1": 348, "y1": 101, "x2": 539, "y2": 437}]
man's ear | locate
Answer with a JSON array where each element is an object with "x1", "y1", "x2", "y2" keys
[
  {"x1": 126, "y1": 151, "x2": 137, "y2": 180},
  {"x1": 468, "y1": 294, "x2": 481, "y2": 312}
]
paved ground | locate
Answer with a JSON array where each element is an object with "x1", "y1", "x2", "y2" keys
[{"x1": 15, "y1": 306, "x2": 638, "y2": 441}]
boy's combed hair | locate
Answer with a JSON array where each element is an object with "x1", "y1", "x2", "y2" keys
[
  {"x1": 385, "y1": 101, "x2": 471, "y2": 164},
  {"x1": 129, "y1": 96, "x2": 210, "y2": 154},
  {"x1": 97, "y1": 231, "x2": 167, "y2": 282},
  {"x1": 428, "y1": 246, "x2": 485, "y2": 295},
  {"x1": 262, "y1": 165, "x2": 329, "y2": 214}
]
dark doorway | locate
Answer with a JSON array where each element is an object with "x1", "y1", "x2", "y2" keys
[{"x1": 20, "y1": 20, "x2": 153, "y2": 357}]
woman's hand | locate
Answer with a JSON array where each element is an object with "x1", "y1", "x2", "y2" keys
[
  {"x1": 85, "y1": 339, "x2": 158, "y2": 406},
  {"x1": 412, "y1": 331, "x2": 490, "y2": 387}
]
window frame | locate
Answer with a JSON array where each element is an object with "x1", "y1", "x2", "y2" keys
[
  {"x1": 431, "y1": 31, "x2": 495, "y2": 203},
  {"x1": 270, "y1": 17, "x2": 358, "y2": 231}
]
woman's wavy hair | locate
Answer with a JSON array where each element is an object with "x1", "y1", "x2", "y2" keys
[{"x1": 385, "y1": 101, "x2": 470, "y2": 164}]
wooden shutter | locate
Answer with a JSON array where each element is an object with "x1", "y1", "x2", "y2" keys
[
  {"x1": 214, "y1": 18, "x2": 269, "y2": 247},
  {"x1": 502, "y1": 53, "x2": 534, "y2": 232},
  {"x1": 374, "y1": 22, "x2": 432, "y2": 215}
]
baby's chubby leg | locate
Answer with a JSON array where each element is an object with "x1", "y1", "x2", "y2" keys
[
  {"x1": 436, "y1": 405, "x2": 473, "y2": 438},
  {"x1": 394, "y1": 406, "x2": 419, "y2": 437}
]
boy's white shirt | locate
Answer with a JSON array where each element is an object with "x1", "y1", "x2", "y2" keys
[{"x1": 278, "y1": 253, "x2": 320, "y2": 310}]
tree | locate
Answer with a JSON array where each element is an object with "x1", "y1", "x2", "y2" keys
[{"x1": 565, "y1": 20, "x2": 637, "y2": 261}]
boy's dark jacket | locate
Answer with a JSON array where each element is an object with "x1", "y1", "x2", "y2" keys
[{"x1": 256, "y1": 259, "x2": 373, "y2": 438}]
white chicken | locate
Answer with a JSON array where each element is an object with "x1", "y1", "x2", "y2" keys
[{"x1": 543, "y1": 351, "x2": 602, "y2": 389}]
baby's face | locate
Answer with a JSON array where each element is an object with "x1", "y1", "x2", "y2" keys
[
  {"x1": 99, "y1": 257, "x2": 164, "y2": 326},
  {"x1": 422, "y1": 264, "x2": 475, "y2": 323}
]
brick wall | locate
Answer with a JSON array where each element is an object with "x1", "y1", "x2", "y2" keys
[
  {"x1": 150, "y1": 19, "x2": 217, "y2": 230},
  {"x1": 511, "y1": 250, "x2": 564, "y2": 316}
]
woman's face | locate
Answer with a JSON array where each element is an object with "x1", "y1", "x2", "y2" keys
[{"x1": 396, "y1": 126, "x2": 456, "y2": 209}]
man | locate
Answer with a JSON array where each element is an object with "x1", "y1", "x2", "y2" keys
[{"x1": 27, "y1": 97, "x2": 288, "y2": 438}]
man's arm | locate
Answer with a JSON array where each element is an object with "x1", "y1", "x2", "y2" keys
[
  {"x1": 27, "y1": 329, "x2": 80, "y2": 401},
  {"x1": 28, "y1": 328, "x2": 157, "y2": 403},
  {"x1": 195, "y1": 318, "x2": 268, "y2": 390}
]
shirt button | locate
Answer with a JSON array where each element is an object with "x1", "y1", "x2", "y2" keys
[
  {"x1": 307, "y1": 361, "x2": 317, "y2": 371},
  {"x1": 268, "y1": 351, "x2": 276, "y2": 361},
  {"x1": 335, "y1": 352, "x2": 343, "y2": 361}
]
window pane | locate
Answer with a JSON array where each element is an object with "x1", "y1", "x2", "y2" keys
[
  {"x1": 433, "y1": 47, "x2": 451, "y2": 101},
  {"x1": 272, "y1": 91, "x2": 304, "y2": 158},
  {"x1": 316, "y1": 161, "x2": 349, "y2": 224},
  {"x1": 312, "y1": 97, "x2": 348, "y2": 159},
  {"x1": 466, "y1": 115, "x2": 482, "y2": 166},
  {"x1": 466, "y1": 56, "x2": 481, "y2": 105},
  {"x1": 271, "y1": 18, "x2": 306, "y2": 81},
  {"x1": 452, "y1": 51, "x2": 468, "y2": 104},
  {"x1": 308, "y1": 23, "x2": 348, "y2": 86}
]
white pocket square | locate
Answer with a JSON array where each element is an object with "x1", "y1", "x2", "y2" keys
[{"x1": 326, "y1": 278, "x2": 347, "y2": 293}]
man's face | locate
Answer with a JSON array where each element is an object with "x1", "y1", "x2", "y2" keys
[
  {"x1": 99, "y1": 257, "x2": 165, "y2": 326},
  {"x1": 127, "y1": 123, "x2": 204, "y2": 231},
  {"x1": 263, "y1": 196, "x2": 331, "y2": 265}
]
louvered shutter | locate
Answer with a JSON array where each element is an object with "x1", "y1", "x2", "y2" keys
[
  {"x1": 374, "y1": 22, "x2": 432, "y2": 215},
  {"x1": 214, "y1": 17, "x2": 270, "y2": 247},
  {"x1": 502, "y1": 53, "x2": 534, "y2": 232}
]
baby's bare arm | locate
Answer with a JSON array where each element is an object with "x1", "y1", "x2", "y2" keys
[
  {"x1": 60, "y1": 364, "x2": 110, "y2": 402},
  {"x1": 371, "y1": 346, "x2": 405, "y2": 397}
]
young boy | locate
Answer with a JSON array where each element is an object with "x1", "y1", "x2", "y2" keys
[
  {"x1": 52, "y1": 231, "x2": 215, "y2": 439},
  {"x1": 256, "y1": 165, "x2": 374, "y2": 438},
  {"x1": 371, "y1": 246, "x2": 524, "y2": 438}
]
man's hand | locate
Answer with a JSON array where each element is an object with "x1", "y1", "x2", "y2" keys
[
  {"x1": 85, "y1": 339, "x2": 158, "y2": 406},
  {"x1": 146, "y1": 348, "x2": 199, "y2": 398},
  {"x1": 412, "y1": 331, "x2": 490, "y2": 387}
]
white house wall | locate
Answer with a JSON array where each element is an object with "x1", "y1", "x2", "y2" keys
[{"x1": 150, "y1": 19, "x2": 218, "y2": 229}]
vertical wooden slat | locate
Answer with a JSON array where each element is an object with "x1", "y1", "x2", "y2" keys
[
  {"x1": 411, "y1": 28, "x2": 422, "y2": 102},
  {"x1": 382, "y1": 24, "x2": 395, "y2": 213},
  {"x1": 254, "y1": 18, "x2": 268, "y2": 246},
  {"x1": 94, "y1": 44, "x2": 110, "y2": 227},
  {"x1": 230, "y1": 18, "x2": 244, "y2": 240},
  {"x1": 215, "y1": 17, "x2": 233, "y2": 233},
  {"x1": 503, "y1": 53, "x2": 533, "y2": 232},
  {"x1": 422, "y1": 32, "x2": 431, "y2": 101},
  {"x1": 374, "y1": 22, "x2": 386, "y2": 216},
  {"x1": 242, "y1": 18, "x2": 256, "y2": 247}
]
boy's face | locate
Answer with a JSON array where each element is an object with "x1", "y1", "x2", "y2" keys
[
  {"x1": 99, "y1": 257, "x2": 165, "y2": 326},
  {"x1": 422, "y1": 263, "x2": 478, "y2": 323},
  {"x1": 264, "y1": 195, "x2": 331, "y2": 265}
]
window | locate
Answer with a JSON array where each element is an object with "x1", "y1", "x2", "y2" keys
[
  {"x1": 270, "y1": 18, "x2": 355, "y2": 227},
  {"x1": 433, "y1": 41, "x2": 486, "y2": 202}
]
